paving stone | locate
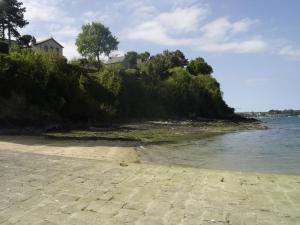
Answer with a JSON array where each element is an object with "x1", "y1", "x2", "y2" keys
[{"x1": 0, "y1": 150, "x2": 299, "y2": 225}]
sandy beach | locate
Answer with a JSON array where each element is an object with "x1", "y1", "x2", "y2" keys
[
  {"x1": 0, "y1": 136, "x2": 139, "y2": 163},
  {"x1": 0, "y1": 136, "x2": 300, "y2": 225}
]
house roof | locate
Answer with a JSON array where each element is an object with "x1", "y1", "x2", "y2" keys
[
  {"x1": 34, "y1": 37, "x2": 64, "y2": 48},
  {"x1": 105, "y1": 56, "x2": 125, "y2": 64}
]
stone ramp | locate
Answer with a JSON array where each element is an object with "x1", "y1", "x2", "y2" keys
[{"x1": 0, "y1": 150, "x2": 299, "y2": 225}]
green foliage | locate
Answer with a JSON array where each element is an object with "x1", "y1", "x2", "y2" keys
[
  {"x1": 96, "y1": 64, "x2": 127, "y2": 117},
  {"x1": 187, "y1": 57, "x2": 213, "y2": 75},
  {"x1": 70, "y1": 57, "x2": 102, "y2": 72},
  {"x1": 17, "y1": 34, "x2": 36, "y2": 47},
  {"x1": 124, "y1": 51, "x2": 138, "y2": 68},
  {"x1": 0, "y1": 49, "x2": 91, "y2": 123},
  {"x1": 123, "y1": 68, "x2": 150, "y2": 117},
  {"x1": 0, "y1": 48, "x2": 234, "y2": 125},
  {"x1": 163, "y1": 67, "x2": 233, "y2": 117},
  {"x1": 163, "y1": 50, "x2": 188, "y2": 68},
  {"x1": 76, "y1": 22, "x2": 119, "y2": 68},
  {"x1": 0, "y1": 0, "x2": 28, "y2": 41},
  {"x1": 140, "y1": 50, "x2": 188, "y2": 81},
  {"x1": 138, "y1": 51, "x2": 150, "y2": 62}
]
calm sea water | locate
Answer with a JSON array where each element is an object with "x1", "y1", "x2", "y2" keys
[{"x1": 141, "y1": 117, "x2": 300, "y2": 175}]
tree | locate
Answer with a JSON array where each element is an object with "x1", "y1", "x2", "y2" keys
[
  {"x1": 0, "y1": 0, "x2": 6, "y2": 39},
  {"x1": 76, "y1": 22, "x2": 119, "y2": 69},
  {"x1": 140, "y1": 50, "x2": 188, "y2": 80},
  {"x1": 163, "y1": 50, "x2": 188, "y2": 68},
  {"x1": 124, "y1": 51, "x2": 138, "y2": 68},
  {"x1": 187, "y1": 57, "x2": 213, "y2": 76},
  {"x1": 17, "y1": 34, "x2": 36, "y2": 47},
  {"x1": 138, "y1": 51, "x2": 150, "y2": 62},
  {"x1": 0, "y1": 0, "x2": 28, "y2": 44}
]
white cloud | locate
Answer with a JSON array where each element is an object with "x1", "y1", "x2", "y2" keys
[
  {"x1": 201, "y1": 17, "x2": 258, "y2": 40},
  {"x1": 156, "y1": 6, "x2": 208, "y2": 33},
  {"x1": 126, "y1": 21, "x2": 194, "y2": 46},
  {"x1": 232, "y1": 18, "x2": 259, "y2": 34},
  {"x1": 22, "y1": 0, "x2": 74, "y2": 24},
  {"x1": 279, "y1": 46, "x2": 300, "y2": 60},
  {"x1": 61, "y1": 40, "x2": 80, "y2": 60},
  {"x1": 197, "y1": 38, "x2": 267, "y2": 53},
  {"x1": 49, "y1": 24, "x2": 79, "y2": 39},
  {"x1": 201, "y1": 17, "x2": 232, "y2": 39},
  {"x1": 82, "y1": 11, "x2": 109, "y2": 24},
  {"x1": 125, "y1": 6, "x2": 267, "y2": 54},
  {"x1": 110, "y1": 0, "x2": 156, "y2": 21},
  {"x1": 126, "y1": 5, "x2": 208, "y2": 46}
]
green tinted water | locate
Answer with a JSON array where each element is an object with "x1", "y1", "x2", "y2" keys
[{"x1": 140, "y1": 117, "x2": 300, "y2": 175}]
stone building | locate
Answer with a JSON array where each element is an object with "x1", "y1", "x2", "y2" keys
[
  {"x1": 105, "y1": 56, "x2": 126, "y2": 65},
  {"x1": 33, "y1": 37, "x2": 64, "y2": 56}
]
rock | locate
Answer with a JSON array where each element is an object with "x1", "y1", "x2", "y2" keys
[
  {"x1": 220, "y1": 177, "x2": 224, "y2": 182},
  {"x1": 120, "y1": 162, "x2": 128, "y2": 167}
]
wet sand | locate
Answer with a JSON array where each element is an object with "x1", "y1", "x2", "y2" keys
[{"x1": 0, "y1": 136, "x2": 300, "y2": 224}]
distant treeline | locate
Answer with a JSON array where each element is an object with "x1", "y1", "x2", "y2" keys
[
  {"x1": 0, "y1": 49, "x2": 234, "y2": 125},
  {"x1": 239, "y1": 109, "x2": 300, "y2": 118},
  {"x1": 268, "y1": 109, "x2": 300, "y2": 116}
]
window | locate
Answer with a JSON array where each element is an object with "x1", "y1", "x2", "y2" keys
[
  {"x1": 56, "y1": 48, "x2": 59, "y2": 53},
  {"x1": 50, "y1": 47, "x2": 53, "y2": 52},
  {"x1": 44, "y1": 46, "x2": 48, "y2": 52}
]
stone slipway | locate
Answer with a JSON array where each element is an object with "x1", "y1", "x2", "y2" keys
[{"x1": 0, "y1": 147, "x2": 300, "y2": 225}]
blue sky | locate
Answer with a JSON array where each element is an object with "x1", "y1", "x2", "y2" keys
[{"x1": 21, "y1": 0, "x2": 300, "y2": 112}]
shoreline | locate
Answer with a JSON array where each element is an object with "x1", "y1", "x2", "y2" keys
[
  {"x1": 0, "y1": 133, "x2": 298, "y2": 177},
  {"x1": 0, "y1": 118, "x2": 265, "y2": 164}
]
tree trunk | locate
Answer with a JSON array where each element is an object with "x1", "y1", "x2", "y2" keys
[
  {"x1": 1, "y1": 21, "x2": 5, "y2": 40},
  {"x1": 96, "y1": 54, "x2": 101, "y2": 70},
  {"x1": 8, "y1": 24, "x2": 11, "y2": 46},
  {"x1": 1, "y1": 9, "x2": 7, "y2": 40}
]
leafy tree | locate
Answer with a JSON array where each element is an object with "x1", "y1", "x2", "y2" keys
[
  {"x1": 138, "y1": 51, "x2": 150, "y2": 62},
  {"x1": 163, "y1": 67, "x2": 194, "y2": 116},
  {"x1": 163, "y1": 50, "x2": 188, "y2": 68},
  {"x1": 96, "y1": 64, "x2": 127, "y2": 117},
  {"x1": 187, "y1": 57, "x2": 213, "y2": 75},
  {"x1": 140, "y1": 54, "x2": 165, "y2": 83},
  {"x1": 0, "y1": 0, "x2": 28, "y2": 44},
  {"x1": 76, "y1": 22, "x2": 119, "y2": 69},
  {"x1": 123, "y1": 68, "x2": 149, "y2": 117},
  {"x1": 140, "y1": 50, "x2": 188, "y2": 80},
  {"x1": 124, "y1": 51, "x2": 138, "y2": 68},
  {"x1": 17, "y1": 34, "x2": 36, "y2": 47}
]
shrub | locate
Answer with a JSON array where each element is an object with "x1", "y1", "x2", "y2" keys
[
  {"x1": 187, "y1": 57, "x2": 213, "y2": 75},
  {"x1": 0, "y1": 48, "x2": 234, "y2": 124}
]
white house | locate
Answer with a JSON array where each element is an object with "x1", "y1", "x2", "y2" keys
[{"x1": 33, "y1": 37, "x2": 64, "y2": 56}]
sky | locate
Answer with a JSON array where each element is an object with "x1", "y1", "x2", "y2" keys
[{"x1": 20, "y1": 0, "x2": 300, "y2": 112}]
